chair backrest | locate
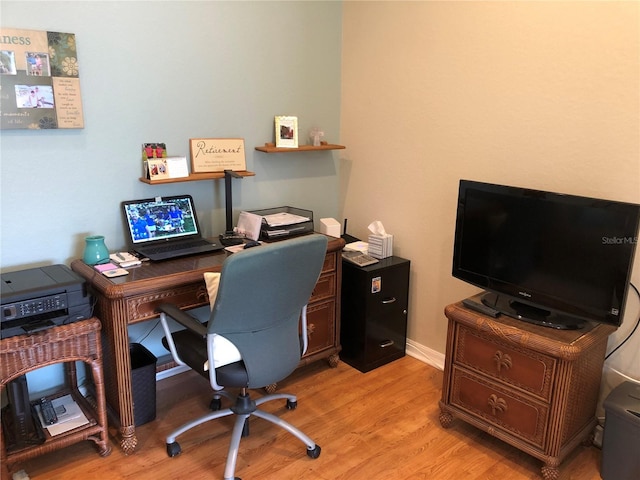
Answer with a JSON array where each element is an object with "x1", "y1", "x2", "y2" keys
[{"x1": 208, "y1": 234, "x2": 328, "y2": 388}]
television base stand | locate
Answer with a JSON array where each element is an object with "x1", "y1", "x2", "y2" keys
[{"x1": 481, "y1": 292, "x2": 585, "y2": 330}]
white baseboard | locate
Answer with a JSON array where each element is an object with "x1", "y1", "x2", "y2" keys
[{"x1": 406, "y1": 339, "x2": 445, "y2": 371}]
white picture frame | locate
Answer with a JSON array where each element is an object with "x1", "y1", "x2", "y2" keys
[{"x1": 275, "y1": 115, "x2": 298, "y2": 148}]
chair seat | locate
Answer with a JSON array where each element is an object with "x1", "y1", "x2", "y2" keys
[{"x1": 162, "y1": 331, "x2": 249, "y2": 387}]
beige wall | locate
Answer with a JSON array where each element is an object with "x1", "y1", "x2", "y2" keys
[{"x1": 339, "y1": 0, "x2": 640, "y2": 381}]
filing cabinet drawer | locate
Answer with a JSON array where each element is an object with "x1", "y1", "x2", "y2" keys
[
  {"x1": 450, "y1": 366, "x2": 549, "y2": 449},
  {"x1": 455, "y1": 324, "x2": 555, "y2": 401}
]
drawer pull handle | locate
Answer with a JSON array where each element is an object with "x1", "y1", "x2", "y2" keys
[
  {"x1": 381, "y1": 297, "x2": 397, "y2": 304},
  {"x1": 379, "y1": 340, "x2": 394, "y2": 348},
  {"x1": 488, "y1": 394, "x2": 508, "y2": 416},
  {"x1": 493, "y1": 350, "x2": 512, "y2": 373}
]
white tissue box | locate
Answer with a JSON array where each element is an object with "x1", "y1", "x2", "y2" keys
[{"x1": 368, "y1": 234, "x2": 393, "y2": 259}]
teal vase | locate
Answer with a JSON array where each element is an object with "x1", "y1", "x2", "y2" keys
[{"x1": 83, "y1": 235, "x2": 110, "y2": 265}]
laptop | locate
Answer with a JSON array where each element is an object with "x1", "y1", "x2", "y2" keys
[{"x1": 121, "y1": 194, "x2": 224, "y2": 261}]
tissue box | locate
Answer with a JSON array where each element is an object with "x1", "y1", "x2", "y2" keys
[
  {"x1": 320, "y1": 218, "x2": 341, "y2": 238},
  {"x1": 368, "y1": 234, "x2": 393, "y2": 259}
]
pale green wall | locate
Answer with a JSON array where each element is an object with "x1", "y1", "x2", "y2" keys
[
  {"x1": 0, "y1": 1, "x2": 344, "y2": 271},
  {"x1": 0, "y1": 0, "x2": 343, "y2": 394}
]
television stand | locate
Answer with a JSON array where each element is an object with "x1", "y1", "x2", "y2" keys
[
  {"x1": 439, "y1": 298, "x2": 616, "y2": 480},
  {"x1": 481, "y1": 292, "x2": 586, "y2": 330}
]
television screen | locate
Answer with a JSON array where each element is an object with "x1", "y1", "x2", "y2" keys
[{"x1": 452, "y1": 180, "x2": 640, "y2": 329}]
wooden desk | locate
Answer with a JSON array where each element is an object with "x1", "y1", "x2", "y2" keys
[{"x1": 71, "y1": 235, "x2": 344, "y2": 454}]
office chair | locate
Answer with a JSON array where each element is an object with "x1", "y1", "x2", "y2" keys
[{"x1": 157, "y1": 234, "x2": 328, "y2": 480}]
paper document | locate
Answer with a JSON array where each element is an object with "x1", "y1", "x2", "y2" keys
[
  {"x1": 261, "y1": 212, "x2": 310, "y2": 227},
  {"x1": 235, "y1": 211, "x2": 262, "y2": 240}
]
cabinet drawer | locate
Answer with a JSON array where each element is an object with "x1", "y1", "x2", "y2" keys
[
  {"x1": 455, "y1": 324, "x2": 555, "y2": 401},
  {"x1": 126, "y1": 283, "x2": 208, "y2": 323},
  {"x1": 310, "y1": 272, "x2": 336, "y2": 303},
  {"x1": 304, "y1": 299, "x2": 336, "y2": 356},
  {"x1": 322, "y1": 252, "x2": 337, "y2": 274},
  {"x1": 450, "y1": 367, "x2": 549, "y2": 449}
]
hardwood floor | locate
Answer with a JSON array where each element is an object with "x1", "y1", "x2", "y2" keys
[{"x1": 6, "y1": 356, "x2": 604, "y2": 480}]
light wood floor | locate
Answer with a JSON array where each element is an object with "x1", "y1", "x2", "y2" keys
[{"x1": 8, "y1": 356, "x2": 604, "y2": 480}]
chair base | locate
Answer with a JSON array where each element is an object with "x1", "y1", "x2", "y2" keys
[{"x1": 165, "y1": 389, "x2": 321, "y2": 480}]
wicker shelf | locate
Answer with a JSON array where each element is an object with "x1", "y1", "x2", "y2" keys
[
  {"x1": 0, "y1": 318, "x2": 111, "y2": 473},
  {"x1": 255, "y1": 143, "x2": 345, "y2": 153},
  {"x1": 139, "y1": 170, "x2": 255, "y2": 185}
]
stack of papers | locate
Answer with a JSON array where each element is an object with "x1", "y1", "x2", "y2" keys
[{"x1": 261, "y1": 212, "x2": 310, "y2": 226}]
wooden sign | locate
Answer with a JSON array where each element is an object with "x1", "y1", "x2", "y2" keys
[{"x1": 189, "y1": 138, "x2": 246, "y2": 173}]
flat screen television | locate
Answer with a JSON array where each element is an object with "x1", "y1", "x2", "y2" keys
[{"x1": 452, "y1": 180, "x2": 640, "y2": 329}]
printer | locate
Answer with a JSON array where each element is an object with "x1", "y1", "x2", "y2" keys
[{"x1": 1, "y1": 264, "x2": 92, "y2": 339}]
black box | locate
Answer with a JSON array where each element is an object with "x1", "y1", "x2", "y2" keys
[
  {"x1": 601, "y1": 381, "x2": 640, "y2": 480},
  {"x1": 130, "y1": 343, "x2": 157, "y2": 426}
]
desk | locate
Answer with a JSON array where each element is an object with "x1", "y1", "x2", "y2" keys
[{"x1": 71, "y1": 235, "x2": 344, "y2": 453}]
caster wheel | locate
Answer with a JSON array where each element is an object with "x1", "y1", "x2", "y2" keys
[
  {"x1": 166, "y1": 441, "x2": 181, "y2": 457},
  {"x1": 307, "y1": 444, "x2": 321, "y2": 459},
  {"x1": 286, "y1": 399, "x2": 297, "y2": 410},
  {"x1": 210, "y1": 397, "x2": 222, "y2": 410}
]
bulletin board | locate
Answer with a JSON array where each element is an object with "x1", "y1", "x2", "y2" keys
[{"x1": 0, "y1": 28, "x2": 84, "y2": 129}]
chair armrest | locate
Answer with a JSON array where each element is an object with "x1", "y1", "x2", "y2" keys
[{"x1": 156, "y1": 303, "x2": 207, "y2": 337}]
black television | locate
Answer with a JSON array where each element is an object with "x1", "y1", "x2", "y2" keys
[{"x1": 452, "y1": 180, "x2": 640, "y2": 329}]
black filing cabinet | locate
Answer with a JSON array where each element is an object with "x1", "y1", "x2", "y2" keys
[{"x1": 340, "y1": 256, "x2": 410, "y2": 372}]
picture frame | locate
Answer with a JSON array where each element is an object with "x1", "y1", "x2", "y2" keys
[
  {"x1": 275, "y1": 116, "x2": 298, "y2": 148},
  {"x1": 146, "y1": 158, "x2": 169, "y2": 181},
  {"x1": 189, "y1": 138, "x2": 246, "y2": 173}
]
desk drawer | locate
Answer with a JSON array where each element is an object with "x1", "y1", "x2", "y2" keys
[
  {"x1": 310, "y1": 273, "x2": 336, "y2": 304},
  {"x1": 455, "y1": 324, "x2": 555, "y2": 401},
  {"x1": 304, "y1": 299, "x2": 336, "y2": 357},
  {"x1": 450, "y1": 366, "x2": 549, "y2": 448},
  {"x1": 126, "y1": 283, "x2": 208, "y2": 323}
]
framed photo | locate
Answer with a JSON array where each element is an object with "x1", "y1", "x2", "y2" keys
[
  {"x1": 275, "y1": 116, "x2": 298, "y2": 148},
  {"x1": 146, "y1": 158, "x2": 169, "y2": 181},
  {"x1": 189, "y1": 138, "x2": 246, "y2": 173}
]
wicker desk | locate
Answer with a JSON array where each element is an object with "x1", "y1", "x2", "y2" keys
[
  {"x1": 0, "y1": 318, "x2": 111, "y2": 476},
  {"x1": 70, "y1": 235, "x2": 344, "y2": 454},
  {"x1": 439, "y1": 299, "x2": 616, "y2": 480}
]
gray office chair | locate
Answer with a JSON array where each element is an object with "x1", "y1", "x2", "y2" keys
[{"x1": 157, "y1": 234, "x2": 328, "y2": 480}]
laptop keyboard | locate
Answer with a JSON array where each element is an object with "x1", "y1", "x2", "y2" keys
[{"x1": 144, "y1": 239, "x2": 211, "y2": 255}]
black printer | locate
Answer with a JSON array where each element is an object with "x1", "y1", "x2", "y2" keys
[{"x1": 1, "y1": 264, "x2": 92, "y2": 339}]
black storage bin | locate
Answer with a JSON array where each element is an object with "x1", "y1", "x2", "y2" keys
[
  {"x1": 601, "y1": 381, "x2": 640, "y2": 480},
  {"x1": 130, "y1": 343, "x2": 157, "y2": 426}
]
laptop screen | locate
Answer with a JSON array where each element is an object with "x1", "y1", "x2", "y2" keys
[{"x1": 122, "y1": 195, "x2": 201, "y2": 245}]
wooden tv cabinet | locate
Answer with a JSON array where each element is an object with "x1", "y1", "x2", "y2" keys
[{"x1": 439, "y1": 298, "x2": 616, "y2": 480}]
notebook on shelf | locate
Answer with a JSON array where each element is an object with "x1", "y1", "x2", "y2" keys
[{"x1": 121, "y1": 194, "x2": 223, "y2": 261}]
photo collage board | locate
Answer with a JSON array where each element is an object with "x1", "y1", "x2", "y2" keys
[{"x1": 0, "y1": 28, "x2": 84, "y2": 129}]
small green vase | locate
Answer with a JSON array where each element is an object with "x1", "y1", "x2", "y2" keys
[{"x1": 83, "y1": 235, "x2": 110, "y2": 265}]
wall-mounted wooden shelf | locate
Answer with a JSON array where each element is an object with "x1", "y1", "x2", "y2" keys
[
  {"x1": 139, "y1": 170, "x2": 255, "y2": 185},
  {"x1": 255, "y1": 143, "x2": 345, "y2": 153}
]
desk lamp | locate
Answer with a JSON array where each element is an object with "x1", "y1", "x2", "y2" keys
[{"x1": 219, "y1": 170, "x2": 244, "y2": 246}]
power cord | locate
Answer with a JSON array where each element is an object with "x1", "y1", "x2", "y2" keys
[{"x1": 605, "y1": 282, "x2": 640, "y2": 360}]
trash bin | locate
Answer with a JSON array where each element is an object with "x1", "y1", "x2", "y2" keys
[
  {"x1": 130, "y1": 343, "x2": 157, "y2": 426},
  {"x1": 601, "y1": 381, "x2": 640, "y2": 480}
]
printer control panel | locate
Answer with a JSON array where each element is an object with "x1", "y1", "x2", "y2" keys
[{"x1": 2, "y1": 293, "x2": 69, "y2": 321}]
